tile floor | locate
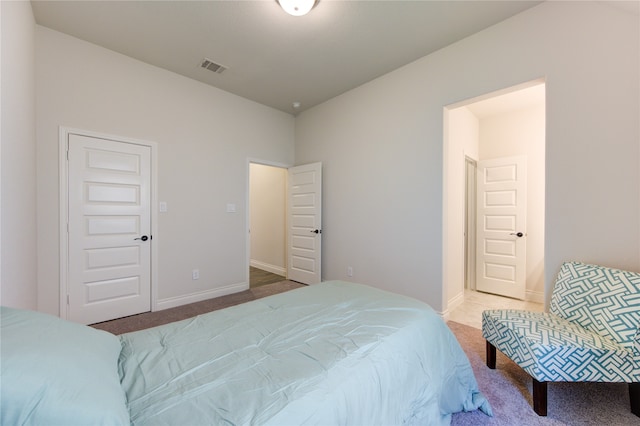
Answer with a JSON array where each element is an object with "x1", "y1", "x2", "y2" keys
[{"x1": 448, "y1": 289, "x2": 544, "y2": 329}]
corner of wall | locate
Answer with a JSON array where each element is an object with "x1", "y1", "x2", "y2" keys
[{"x1": 0, "y1": 0, "x2": 38, "y2": 309}]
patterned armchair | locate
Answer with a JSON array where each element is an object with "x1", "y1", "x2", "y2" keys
[{"x1": 482, "y1": 261, "x2": 640, "y2": 417}]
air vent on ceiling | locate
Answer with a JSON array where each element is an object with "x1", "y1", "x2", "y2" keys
[{"x1": 200, "y1": 58, "x2": 227, "y2": 74}]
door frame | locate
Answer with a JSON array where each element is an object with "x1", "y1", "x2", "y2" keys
[
  {"x1": 464, "y1": 156, "x2": 477, "y2": 292},
  {"x1": 59, "y1": 127, "x2": 159, "y2": 319},
  {"x1": 245, "y1": 158, "x2": 292, "y2": 285}
]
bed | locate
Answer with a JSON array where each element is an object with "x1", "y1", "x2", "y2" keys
[{"x1": 2, "y1": 281, "x2": 491, "y2": 425}]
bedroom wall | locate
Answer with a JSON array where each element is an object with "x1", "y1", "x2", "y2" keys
[
  {"x1": 35, "y1": 27, "x2": 295, "y2": 316},
  {"x1": 294, "y1": 1, "x2": 639, "y2": 312},
  {"x1": 1, "y1": 1, "x2": 38, "y2": 309},
  {"x1": 249, "y1": 163, "x2": 286, "y2": 275},
  {"x1": 444, "y1": 106, "x2": 478, "y2": 306}
]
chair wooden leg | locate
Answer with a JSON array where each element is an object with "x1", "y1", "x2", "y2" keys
[
  {"x1": 483, "y1": 340, "x2": 548, "y2": 416},
  {"x1": 486, "y1": 341, "x2": 496, "y2": 369},
  {"x1": 532, "y1": 378, "x2": 547, "y2": 416},
  {"x1": 630, "y1": 382, "x2": 640, "y2": 417}
]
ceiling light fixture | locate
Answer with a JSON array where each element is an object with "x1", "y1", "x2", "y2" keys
[{"x1": 276, "y1": 0, "x2": 318, "y2": 17}]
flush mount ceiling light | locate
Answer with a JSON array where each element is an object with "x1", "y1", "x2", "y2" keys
[{"x1": 276, "y1": 0, "x2": 319, "y2": 16}]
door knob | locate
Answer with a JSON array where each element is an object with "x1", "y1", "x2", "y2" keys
[
  {"x1": 134, "y1": 235, "x2": 149, "y2": 241},
  {"x1": 510, "y1": 232, "x2": 524, "y2": 238},
  {"x1": 310, "y1": 229, "x2": 321, "y2": 234}
]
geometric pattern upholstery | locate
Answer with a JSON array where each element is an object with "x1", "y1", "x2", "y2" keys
[
  {"x1": 482, "y1": 261, "x2": 640, "y2": 383},
  {"x1": 549, "y1": 261, "x2": 640, "y2": 351}
]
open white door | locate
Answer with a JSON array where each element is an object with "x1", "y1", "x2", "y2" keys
[
  {"x1": 287, "y1": 162, "x2": 322, "y2": 284},
  {"x1": 67, "y1": 134, "x2": 152, "y2": 324},
  {"x1": 476, "y1": 156, "x2": 526, "y2": 300}
]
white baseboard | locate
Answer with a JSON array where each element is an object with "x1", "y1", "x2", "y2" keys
[
  {"x1": 250, "y1": 260, "x2": 286, "y2": 276},
  {"x1": 448, "y1": 291, "x2": 465, "y2": 311},
  {"x1": 526, "y1": 289, "x2": 545, "y2": 304},
  {"x1": 439, "y1": 291, "x2": 465, "y2": 321},
  {"x1": 154, "y1": 282, "x2": 249, "y2": 311}
]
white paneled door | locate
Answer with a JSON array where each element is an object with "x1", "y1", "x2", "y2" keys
[
  {"x1": 287, "y1": 163, "x2": 322, "y2": 284},
  {"x1": 67, "y1": 134, "x2": 152, "y2": 324},
  {"x1": 476, "y1": 156, "x2": 527, "y2": 300}
]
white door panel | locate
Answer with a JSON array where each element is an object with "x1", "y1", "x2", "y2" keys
[
  {"x1": 287, "y1": 162, "x2": 322, "y2": 284},
  {"x1": 476, "y1": 156, "x2": 526, "y2": 299},
  {"x1": 67, "y1": 134, "x2": 151, "y2": 324}
]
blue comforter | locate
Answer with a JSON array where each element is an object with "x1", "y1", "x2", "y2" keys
[{"x1": 118, "y1": 281, "x2": 491, "y2": 425}]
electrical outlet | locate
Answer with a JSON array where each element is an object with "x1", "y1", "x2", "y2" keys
[
  {"x1": 347, "y1": 266, "x2": 353, "y2": 277},
  {"x1": 192, "y1": 269, "x2": 200, "y2": 280}
]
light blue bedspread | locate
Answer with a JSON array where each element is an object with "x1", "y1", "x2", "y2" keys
[{"x1": 119, "y1": 281, "x2": 491, "y2": 425}]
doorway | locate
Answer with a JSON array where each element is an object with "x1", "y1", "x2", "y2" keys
[
  {"x1": 247, "y1": 161, "x2": 323, "y2": 287},
  {"x1": 249, "y1": 162, "x2": 287, "y2": 287},
  {"x1": 445, "y1": 80, "x2": 546, "y2": 318}
]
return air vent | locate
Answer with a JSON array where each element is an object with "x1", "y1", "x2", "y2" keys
[{"x1": 200, "y1": 58, "x2": 227, "y2": 74}]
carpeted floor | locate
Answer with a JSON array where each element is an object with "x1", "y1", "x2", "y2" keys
[
  {"x1": 91, "y1": 280, "x2": 304, "y2": 334},
  {"x1": 449, "y1": 321, "x2": 638, "y2": 425},
  {"x1": 92, "y1": 281, "x2": 639, "y2": 425}
]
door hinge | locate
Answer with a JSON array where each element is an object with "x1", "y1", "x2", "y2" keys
[{"x1": 66, "y1": 294, "x2": 70, "y2": 305}]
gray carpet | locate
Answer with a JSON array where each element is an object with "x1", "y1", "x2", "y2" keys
[
  {"x1": 91, "y1": 280, "x2": 304, "y2": 335},
  {"x1": 92, "y1": 282, "x2": 639, "y2": 425},
  {"x1": 448, "y1": 321, "x2": 638, "y2": 425}
]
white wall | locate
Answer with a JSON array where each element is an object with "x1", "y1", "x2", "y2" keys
[
  {"x1": 250, "y1": 163, "x2": 286, "y2": 275},
  {"x1": 480, "y1": 103, "x2": 545, "y2": 301},
  {"x1": 444, "y1": 107, "x2": 479, "y2": 306},
  {"x1": 295, "y1": 1, "x2": 639, "y2": 311},
  {"x1": 1, "y1": 1, "x2": 37, "y2": 309},
  {"x1": 35, "y1": 27, "x2": 295, "y2": 315}
]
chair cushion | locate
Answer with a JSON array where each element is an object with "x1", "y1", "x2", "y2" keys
[
  {"x1": 550, "y1": 262, "x2": 640, "y2": 350},
  {"x1": 482, "y1": 309, "x2": 639, "y2": 383}
]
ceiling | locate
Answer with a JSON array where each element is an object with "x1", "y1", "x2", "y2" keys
[{"x1": 31, "y1": 0, "x2": 544, "y2": 115}]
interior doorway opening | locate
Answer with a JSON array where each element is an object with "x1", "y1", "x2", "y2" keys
[
  {"x1": 248, "y1": 162, "x2": 287, "y2": 288},
  {"x1": 445, "y1": 79, "x2": 546, "y2": 321},
  {"x1": 247, "y1": 160, "x2": 323, "y2": 288}
]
